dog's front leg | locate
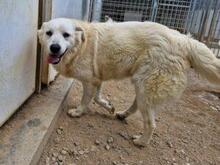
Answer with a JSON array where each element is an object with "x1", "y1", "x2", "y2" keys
[
  {"x1": 68, "y1": 82, "x2": 96, "y2": 117},
  {"x1": 94, "y1": 83, "x2": 115, "y2": 114}
]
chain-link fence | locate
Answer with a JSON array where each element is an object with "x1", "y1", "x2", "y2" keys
[{"x1": 90, "y1": 0, "x2": 220, "y2": 56}]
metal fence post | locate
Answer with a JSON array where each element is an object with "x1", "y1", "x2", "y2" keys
[
  {"x1": 150, "y1": 0, "x2": 158, "y2": 22},
  {"x1": 198, "y1": 0, "x2": 213, "y2": 41}
]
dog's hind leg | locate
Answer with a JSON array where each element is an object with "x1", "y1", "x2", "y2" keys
[
  {"x1": 133, "y1": 101, "x2": 156, "y2": 147},
  {"x1": 131, "y1": 81, "x2": 157, "y2": 147},
  {"x1": 131, "y1": 68, "x2": 187, "y2": 147},
  {"x1": 68, "y1": 82, "x2": 97, "y2": 117},
  {"x1": 115, "y1": 97, "x2": 137, "y2": 120},
  {"x1": 94, "y1": 83, "x2": 115, "y2": 114}
]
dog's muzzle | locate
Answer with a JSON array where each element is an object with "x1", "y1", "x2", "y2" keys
[{"x1": 47, "y1": 49, "x2": 67, "y2": 65}]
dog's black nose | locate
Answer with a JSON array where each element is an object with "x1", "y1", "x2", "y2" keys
[{"x1": 50, "y1": 44, "x2": 61, "y2": 54}]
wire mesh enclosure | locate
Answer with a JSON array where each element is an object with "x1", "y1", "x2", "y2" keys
[
  {"x1": 100, "y1": 0, "x2": 153, "y2": 22},
  {"x1": 99, "y1": 0, "x2": 193, "y2": 32},
  {"x1": 186, "y1": 0, "x2": 220, "y2": 56},
  {"x1": 155, "y1": 0, "x2": 192, "y2": 32},
  {"x1": 90, "y1": 0, "x2": 220, "y2": 56},
  {"x1": 188, "y1": 0, "x2": 220, "y2": 56}
]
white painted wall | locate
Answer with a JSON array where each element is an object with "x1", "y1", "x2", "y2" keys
[
  {"x1": 52, "y1": 0, "x2": 83, "y2": 19},
  {"x1": 0, "y1": 0, "x2": 39, "y2": 126},
  {"x1": 52, "y1": 0, "x2": 90, "y2": 20}
]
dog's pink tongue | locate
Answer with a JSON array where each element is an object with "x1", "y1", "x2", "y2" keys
[{"x1": 47, "y1": 55, "x2": 59, "y2": 64}]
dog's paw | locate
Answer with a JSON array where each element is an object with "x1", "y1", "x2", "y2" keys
[
  {"x1": 108, "y1": 104, "x2": 115, "y2": 114},
  {"x1": 115, "y1": 111, "x2": 127, "y2": 120},
  {"x1": 67, "y1": 108, "x2": 84, "y2": 118},
  {"x1": 95, "y1": 97, "x2": 115, "y2": 114},
  {"x1": 132, "y1": 135, "x2": 148, "y2": 147}
]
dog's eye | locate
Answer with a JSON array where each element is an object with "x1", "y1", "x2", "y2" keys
[
  {"x1": 63, "y1": 32, "x2": 70, "y2": 38},
  {"x1": 46, "y1": 31, "x2": 53, "y2": 37}
]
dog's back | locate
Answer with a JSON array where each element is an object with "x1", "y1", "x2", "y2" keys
[{"x1": 90, "y1": 21, "x2": 189, "y2": 80}]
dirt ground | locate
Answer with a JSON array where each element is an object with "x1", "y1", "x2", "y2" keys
[{"x1": 39, "y1": 71, "x2": 220, "y2": 165}]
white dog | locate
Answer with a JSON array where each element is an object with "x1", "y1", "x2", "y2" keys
[{"x1": 38, "y1": 18, "x2": 220, "y2": 147}]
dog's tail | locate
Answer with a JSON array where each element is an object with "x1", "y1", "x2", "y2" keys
[{"x1": 188, "y1": 38, "x2": 220, "y2": 84}]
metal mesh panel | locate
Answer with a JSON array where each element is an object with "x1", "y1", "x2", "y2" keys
[
  {"x1": 92, "y1": 0, "x2": 220, "y2": 57},
  {"x1": 155, "y1": 0, "x2": 192, "y2": 32},
  {"x1": 187, "y1": 0, "x2": 220, "y2": 57},
  {"x1": 100, "y1": 0, "x2": 153, "y2": 22}
]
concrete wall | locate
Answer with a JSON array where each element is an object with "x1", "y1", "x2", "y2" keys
[{"x1": 0, "y1": 0, "x2": 39, "y2": 126}]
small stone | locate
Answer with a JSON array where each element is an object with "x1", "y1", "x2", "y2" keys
[
  {"x1": 54, "y1": 162, "x2": 59, "y2": 165},
  {"x1": 172, "y1": 163, "x2": 178, "y2": 165},
  {"x1": 107, "y1": 137, "x2": 114, "y2": 144},
  {"x1": 72, "y1": 149, "x2": 79, "y2": 156},
  {"x1": 180, "y1": 149, "x2": 185, "y2": 155},
  {"x1": 62, "y1": 147, "x2": 68, "y2": 151},
  {"x1": 91, "y1": 145, "x2": 97, "y2": 152},
  {"x1": 182, "y1": 139, "x2": 188, "y2": 144},
  {"x1": 74, "y1": 142, "x2": 80, "y2": 146},
  {"x1": 139, "y1": 160, "x2": 144, "y2": 164},
  {"x1": 186, "y1": 163, "x2": 190, "y2": 165},
  {"x1": 155, "y1": 118, "x2": 160, "y2": 122},
  {"x1": 112, "y1": 161, "x2": 117, "y2": 165},
  {"x1": 54, "y1": 137, "x2": 60, "y2": 144},
  {"x1": 56, "y1": 128, "x2": 62, "y2": 135},
  {"x1": 163, "y1": 157, "x2": 169, "y2": 161},
  {"x1": 52, "y1": 152, "x2": 58, "y2": 158},
  {"x1": 84, "y1": 148, "x2": 90, "y2": 154},
  {"x1": 61, "y1": 149, "x2": 68, "y2": 155},
  {"x1": 78, "y1": 150, "x2": 84, "y2": 155},
  {"x1": 105, "y1": 144, "x2": 110, "y2": 150},
  {"x1": 118, "y1": 132, "x2": 130, "y2": 140},
  {"x1": 95, "y1": 140, "x2": 101, "y2": 145},
  {"x1": 166, "y1": 141, "x2": 173, "y2": 148},
  {"x1": 87, "y1": 123, "x2": 94, "y2": 128},
  {"x1": 46, "y1": 156, "x2": 50, "y2": 165},
  {"x1": 75, "y1": 157, "x2": 80, "y2": 160},
  {"x1": 51, "y1": 157, "x2": 56, "y2": 161},
  {"x1": 57, "y1": 155, "x2": 64, "y2": 162}
]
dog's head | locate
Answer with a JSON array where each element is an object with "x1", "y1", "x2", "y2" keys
[{"x1": 38, "y1": 18, "x2": 85, "y2": 64}]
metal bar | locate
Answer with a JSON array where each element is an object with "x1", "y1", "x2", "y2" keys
[
  {"x1": 41, "y1": 0, "x2": 52, "y2": 85},
  {"x1": 189, "y1": 0, "x2": 197, "y2": 33},
  {"x1": 206, "y1": 0, "x2": 219, "y2": 44},
  {"x1": 184, "y1": 0, "x2": 193, "y2": 33},
  {"x1": 151, "y1": 0, "x2": 158, "y2": 22},
  {"x1": 35, "y1": 0, "x2": 44, "y2": 93},
  {"x1": 198, "y1": 0, "x2": 212, "y2": 41},
  {"x1": 88, "y1": 0, "x2": 95, "y2": 22}
]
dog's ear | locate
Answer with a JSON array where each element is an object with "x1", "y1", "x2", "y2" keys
[
  {"x1": 37, "y1": 29, "x2": 43, "y2": 43},
  {"x1": 38, "y1": 22, "x2": 47, "y2": 44},
  {"x1": 75, "y1": 26, "x2": 85, "y2": 42}
]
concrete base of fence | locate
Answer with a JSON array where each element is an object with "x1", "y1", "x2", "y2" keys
[{"x1": 0, "y1": 76, "x2": 73, "y2": 165}]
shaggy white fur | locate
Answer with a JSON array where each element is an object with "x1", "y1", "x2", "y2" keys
[{"x1": 38, "y1": 18, "x2": 220, "y2": 147}]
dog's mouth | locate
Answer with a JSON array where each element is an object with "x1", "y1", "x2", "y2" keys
[{"x1": 47, "y1": 49, "x2": 67, "y2": 65}]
